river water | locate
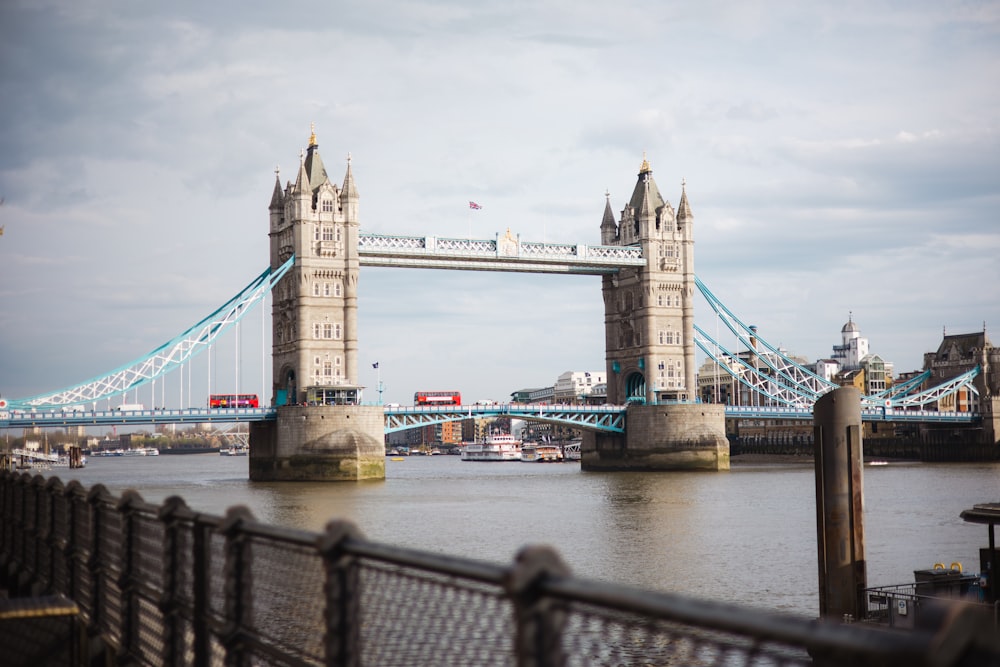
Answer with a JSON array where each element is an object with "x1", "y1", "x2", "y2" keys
[{"x1": 46, "y1": 454, "x2": 1000, "y2": 617}]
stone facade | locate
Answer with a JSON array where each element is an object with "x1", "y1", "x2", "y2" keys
[
  {"x1": 249, "y1": 405, "x2": 385, "y2": 481},
  {"x1": 268, "y1": 128, "x2": 360, "y2": 406},
  {"x1": 924, "y1": 330, "x2": 1000, "y2": 444},
  {"x1": 600, "y1": 158, "x2": 696, "y2": 404},
  {"x1": 581, "y1": 403, "x2": 729, "y2": 471},
  {"x1": 254, "y1": 130, "x2": 384, "y2": 481}
]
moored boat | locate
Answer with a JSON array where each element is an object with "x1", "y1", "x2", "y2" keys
[
  {"x1": 220, "y1": 444, "x2": 249, "y2": 456},
  {"x1": 461, "y1": 431, "x2": 522, "y2": 461},
  {"x1": 521, "y1": 443, "x2": 563, "y2": 462},
  {"x1": 862, "y1": 502, "x2": 1000, "y2": 636}
]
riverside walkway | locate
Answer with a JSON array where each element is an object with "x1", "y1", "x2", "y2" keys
[{"x1": 1, "y1": 470, "x2": 997, "y2": 666}]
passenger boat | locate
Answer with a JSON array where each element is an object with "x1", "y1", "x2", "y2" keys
[
  {"x1": 220, "y1": 444, "x2": 249, "y2": 456},
  {"x1": 461, "y1": 431, "x2": 522, "y2": 461},
  {"x1": 520, "y1": 443, "x2": 563, "y2": 462}
]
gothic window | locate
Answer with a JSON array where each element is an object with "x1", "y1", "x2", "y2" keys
[
  {"x1": 322, "y1": 226, "x2": 334, "y2": 242},
  {"x1": 334, "y1": 283, "x2": 342, "y2": 297},
  {"x1": 335, "y1": 228, "x2": 342, "y2": 242},
  {"x1": 323, "y1": 323, "x2": 333, "y2": 339},
  {"x1": 312, "y1": 323, "x2": 322, "y2": 339},
  {"x1": 323, "y1": 283, "x2": 332, "y2": 297},
  {"x1": 312, "y1": 282, "x2": 321, "y2": 297},
  {"x1": 334, "y1": 323, "x2": 342, "y2": 339},
  {"x1": 323, "y1": 361, "x2": 333, "y2": 378},
  {"x1": 657, "y1": 294, "x2": 665, "y2": 307},
  {"x1": 314, "y1": 226, "x2": 321, "y2": 242},
  {"x1": 322, "y1": 199, "x2": 334, "y2": 213}
]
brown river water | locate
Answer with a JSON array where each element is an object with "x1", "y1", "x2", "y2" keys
[{"x1": 47, "y1": 453, "x2": 1000, "y2": 617}]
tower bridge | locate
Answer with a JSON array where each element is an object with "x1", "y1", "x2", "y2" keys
[{"x1": 2, "y1": 130, "x2": 995, "y2": 479}]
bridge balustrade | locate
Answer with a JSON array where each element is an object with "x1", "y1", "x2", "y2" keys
[{"x1": 1, "y1": 471, "x2": 992, "y2": 667}]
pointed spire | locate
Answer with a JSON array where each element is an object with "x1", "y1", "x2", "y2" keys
[
  {"x1": 628, "y1": 153, "x2": 665, "y2": 219},
  {"x1": 677, "y1": 177, "x2": 693, "y2": 221},
  {"x1": 269, "y1": 165, "x2": 284, "y2": 209},
  {"x1": 600, "y1": 189, "x2": 617, "y2": 244},
  {"x1": 639, "y1": 151, "x2": 651, "y2": 174},
  {"x1": 294, "y1": 148, "x2": 309, "y2": 194},
  {"x1": 342, "y1": 152, "x2": 358, "y2": 200},
  {"x1": 304, "y1": 125, "x2": 329, "y2": 192}
]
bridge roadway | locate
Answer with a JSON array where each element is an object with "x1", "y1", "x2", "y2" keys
[{"x1": 0, "y1": 403, "x2": 977, "y2": 432}]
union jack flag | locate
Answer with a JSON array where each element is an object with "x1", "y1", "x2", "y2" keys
[{"x1": 469, "y1": 201, "x2": 482, "y2": 210}]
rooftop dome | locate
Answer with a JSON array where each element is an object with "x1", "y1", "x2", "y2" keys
[{"x1": 842, "y1": 314, "x2": 859, "y2": 334}]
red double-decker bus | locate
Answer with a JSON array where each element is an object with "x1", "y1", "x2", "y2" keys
[
  {"x1": 413, "y1": 391, "x2": 461, "y2": 406},
  {"x1": 208, "y1": 394, "x2": 260, "y2": 408}
]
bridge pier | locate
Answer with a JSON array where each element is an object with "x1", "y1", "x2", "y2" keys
[
  {"x1": 248, "y1": 406, "x2": 385, "y2": 481},
  {"x1": 581, "y1": 404, "x2": 729, "y2": 471}
]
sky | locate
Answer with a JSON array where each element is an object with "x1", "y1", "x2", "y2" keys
[{"x1": 1, "y1": 1, "x2": 998, "y2": 408}]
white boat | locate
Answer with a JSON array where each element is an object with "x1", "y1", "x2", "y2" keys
[
  {"x1": 123, "y1": 447, "x2": 159, "y2": 456},
  {"x1": 521, "y1": 443, "x2": 564, "y2": 462},
  {"x1": 220, "y1": 444, "x2": 249, "y2": 456},
  {"x1": 461, "y1": 432, "x2": 522, "y2": 461}
]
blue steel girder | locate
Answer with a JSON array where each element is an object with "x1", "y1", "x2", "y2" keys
[
  {"x1": 694, "y1": 277, "x2": 979, "y2": 411},
  {"x1": 695, "y1": 278, "x2": 839, "y2": 401},
  {"x1": 383, "y1": 404, "x2": 626, "y2": 434},
  {"x1": 7, "y1": 257, "x2": 295, "y2": 411},
  {"x1": 693, "y1": 327, "x2": 819, "y2": 407},
  {"x1": 869, "y1": 370, "x2": 931, "y2": 399},
  {"x1": 892, "y1": 366, "x2": 980, "y2": 409}
]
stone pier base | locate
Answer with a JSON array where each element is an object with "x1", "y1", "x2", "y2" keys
[
  {"x1": 249, "y1": 405, "x2": 386, "y2": 481},
  {"x1": 582, "y1": 403, "x2": 729, "y2": 471}
]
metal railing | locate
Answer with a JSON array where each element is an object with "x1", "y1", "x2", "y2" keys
[{"x1": 1, "y1": 470, "x2": 996, "y2": 666}]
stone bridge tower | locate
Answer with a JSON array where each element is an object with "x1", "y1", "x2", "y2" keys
[
  {"x1": 267, "y1": 127, "x2": 360, "y2": 405},
  {"x1": 600, "y1": 156, "x2": 696, "y2": 404},
  {"x1": 250, "y1": 128, "x2": 384, "y2": 482},
  {"x1": 583, "y1": 156, "x2": 728, "y2": 471}
]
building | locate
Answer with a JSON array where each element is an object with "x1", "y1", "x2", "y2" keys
[
  {"x1": 267, "y1": 127, "x2": 360, "y2": 406},
  {"x1": 599, "y1": 157, "x2": 696, "y2": 403},
  {"x1": 553, "y1": 371, "x2": 606, "y2": 403},
  {"x1": 923, "y1": 330, "x2": 998, "y2": 414},
  {"x1": 831, "y1": 314, "x2": 868, "y2": 370},
  {"x1": 822, "y1": 315, "x2": 893, "y2": 391}
]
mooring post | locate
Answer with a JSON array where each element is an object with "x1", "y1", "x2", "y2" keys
[{"x1": 814, "y1": 387, "x2": 867, "y2": 621}]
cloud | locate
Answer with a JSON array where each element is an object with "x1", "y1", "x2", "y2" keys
[{"x1": 1, "y1": 1, "x2": 998, "y2": 406}]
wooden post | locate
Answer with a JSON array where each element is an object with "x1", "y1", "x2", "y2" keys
[{"x1": 814, "y1": 387, "x2": 867, "y2": 621}]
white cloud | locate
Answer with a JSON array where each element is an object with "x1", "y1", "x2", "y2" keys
[{"x1": 1, "y1": 0, "x2": 998, "y2": 405}]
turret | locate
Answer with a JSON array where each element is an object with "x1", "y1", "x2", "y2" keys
[
  {"x1": 600, "y1": 191, "x2": 618, "y2": 245},
  {"x1": 341, "y1": 153, "x2": 359, "y2": 223}
]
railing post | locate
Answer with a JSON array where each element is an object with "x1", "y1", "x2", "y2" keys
[
  {"x1": 63, "y1": 481, "x2": 85, "y2": 608},
  {"x1": 318, "y1": 519, "x2": 365, "y2": 667},
  {"x1": 158, "y1": 495, "x2": 188, "y2": 667},
  {"x1": 505, "y1": 545, "x2": 571, "y2": 667},
  {"x1": 220, "y1": 506, "x2": 255, "y2": 667},
  {"x1": 116, "y1": 489, "x2": 145, "y2": 664},
  {"x1": 44, "y1": 476, "x2": 65, "y2": 595},
  {"x1": 85, "y1": 484, "x2": 111, "y2": 644}
]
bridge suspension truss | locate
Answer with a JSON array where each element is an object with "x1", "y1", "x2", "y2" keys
[
  {"x1": 692, "y1": 277, "x2": 980, "y2": 411},
  {"x1": 7, "y1": 256, "x2": 296, "y2": 411}
]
